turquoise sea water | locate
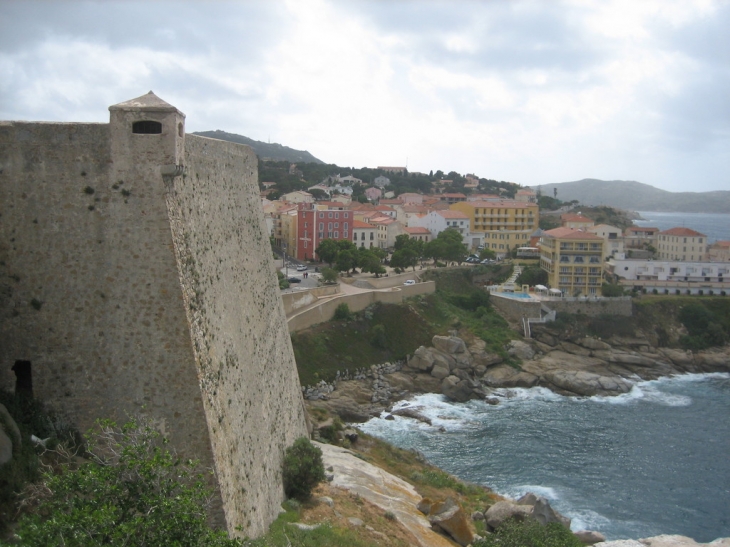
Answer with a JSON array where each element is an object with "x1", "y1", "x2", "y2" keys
[{"x1": 360, "y1": 373, "x2": 730, "y2": 542}]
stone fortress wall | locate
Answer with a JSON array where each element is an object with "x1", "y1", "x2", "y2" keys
[{"x1": 0, "y1": 92, "x2": 307, "y2": 538}]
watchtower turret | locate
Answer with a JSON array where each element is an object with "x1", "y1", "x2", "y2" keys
[{"x1": 109, "y1": 91, "x2": 186, "y2": 178}]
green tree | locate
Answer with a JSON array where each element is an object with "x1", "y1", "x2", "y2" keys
[
  {"x1": 601, "y1": 282, "x2": 624, "y2": 297},
  {"x1": 391, "y1": 248, "x2": 419, "y2": 271},
  {"x1": 282, "y1": 438, "x2": 325, "y2": 501},
  {"x1": 14, "y1": 419, "x2": 240, "y2": 547},
  {"x1": 358, "y1": 249, "x2": 386, "y2": 277},
  {"x1": 320, "y1": 267, "x2": 339, "y2": 284},
  {"x1": 515, "y1": 265, "x2": 548, "y2": 287},
  {"x1": 479, "y1": 247, "x2": 496, "y2": 260},
  {"x1": 336, "y1": 249, "x2": 357, "y2": 274},
  {"x1": 315, "y1": 239, "x2": 339, "y2": 266}
]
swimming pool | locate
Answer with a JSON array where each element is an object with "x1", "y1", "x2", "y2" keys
[{"x1": 490, "y1": 291, "x2": 536, "y2": 300}]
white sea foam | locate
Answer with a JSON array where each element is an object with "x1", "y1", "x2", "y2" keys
[
  {"x1": 588, "y1": 381, "x2": 692, "y2": 407},
  {"x1": 568, "y1": 508, "x2": 612, "y2": 533},
  {"x1": 499, "y1": 484, "x2": 561, "y2": 501}
]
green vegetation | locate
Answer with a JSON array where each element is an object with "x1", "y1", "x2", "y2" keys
[
  {"x1": 601, "y1": 282, "x2": 624, "y2": 297},
  {"x1": 291, "y1": 267, "x2": 520, "y2": 385},
  {"x1": 474, "y1": 518, "x2": 583, "y2": 547},
  {"x1": 515, "y1": 265, "x2": 547, "y2": 287},
  {"x1": 333, "y1": 302, "x2": 352, "y2": 321},
  {"x1": 277, "y1": 270, "x2": 290, "y2": 290},
  {"x1": 282, "y1": 438, "x2": 326, "y2": 501},
  {"x1": 13, "y1": 418, "x2": 240, "y2": 546},
  {"x1": 424, "y1": 228, "x2": 467, "y2": 265},
  {"x1": 678, "y1": 302, "x2": 728, "y2": 349}
]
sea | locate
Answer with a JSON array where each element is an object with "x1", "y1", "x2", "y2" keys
[
  {"x1": 633, "y1": 211, "x2": 730, "y2": 243},
  {"x1": 360, "y1": 373, "x2": 730, "y2": 542}
]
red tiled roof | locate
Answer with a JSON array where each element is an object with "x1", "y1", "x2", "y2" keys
[
  {"x1": 404, "y1": 227, "x2": 431, "y2": 234},
  {"x1": 454, "y1": 200, "x2": 536, "y2": 209},
  {"x1": 626, "y1": 226, "x2": 659, "y2": 233},
  {"x1": 712, "y1": 240, "x2": 730, "y2": 248},
  {"x1": 441, "y1": 193, "x2": 466, "y2": 198},
  {"x1": 353, "y1": 220, "x2": 376, "y2": 229},
  {"x1": 543, "y1": 227, "x2": 603, "y2": 240},
  {"x1": 659, "y1": 227, "x2": 707, "y2": 237}
]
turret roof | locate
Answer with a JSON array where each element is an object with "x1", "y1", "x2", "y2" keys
[{"x1": 109, "y1": 91, "x2": 184, "y2": 115}]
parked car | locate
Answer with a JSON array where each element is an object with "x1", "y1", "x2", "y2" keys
[
  {"x1": 403, "y1": 280, "x2": 416, "y2": 286},
  {"x1": 296, "y1": 265, "x2": 308, "y2": 271},
  {"x1": 287, "y1": 277, "x2": 302, "y2": 283}
]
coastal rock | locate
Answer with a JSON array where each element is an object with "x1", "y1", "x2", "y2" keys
[
  {"x1": 0, "y1": 404, "x2": 20, "y2": 449},
  {"x1": 432, "y1": 350, "x2": 457, "y2": 372},
  {"x1": 441, "y1": 376, "x2": 474, "y2": 403},
  {"x1": 433, "y1": 336, "x2": 467, "y2": 354},
  {"x1": 536, "y1": 332, "x2": 558, "y2": 347},
  {"x1": 561, "y1": 341, "x2": 593, "y2": 356},
  {"x1": 659, "y1": 348, "x2": 695, "y2": 368},
  {"x1": 431, "y1": 362, "x2": 451, "y2": 380},
  {"x1": 595, "y1": 537, "x2": 730, "y2": 547},
  {"x1": 482, "y1": 365, "x2": 539, "y2": 388},
  {"x1": 485, "y1": 501, "x2": 532, "y2": 530},
  {"x1": 574, "y1": 530, "x2": 606, "y2": 544},
  {"x1": 409, "y1": 346, "x2": 435, "y2": 372},
  {"x1": 508, "y1": 340, "x2": 536, "y2": 360},
  {"x1": 0, "y1": 428, "x2": 12, "y2": 465},
  {"x1": 516, "y1": 492, "x2": 571, "y2": 528},
  {"x1": 579, "y1": 337, "x2": 612, "y2": 351},
  {"x1": 543, "y1": 370, "x2": 631, "y2": 396},
  {"x1": 427, "y1": 497, "x2": 474, "y2": 547},
  {"x1": 417, "y1": 497, "x2": 433, "y2": 515},
  {"x1": 694, "y1": 350, "x2": 730, "y2": 372},
  {"x1": 392, "y1": 407, "x2": 432, "y2": 425}
]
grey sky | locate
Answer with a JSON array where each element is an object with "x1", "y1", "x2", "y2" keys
[{"x1": 1, "y1": 0, "x2": 728, "y2": 193}]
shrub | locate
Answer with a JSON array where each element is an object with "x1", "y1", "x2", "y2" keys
[
  {"x1": 601, "y1": 283, "x2": 624, "y2": 297},
  {"x1": 13, "y1": 418, "x2": 240, "y2": 546},
  {"x1": 283, "y1": 437, "x2": 325, "y2": 500},
  {"x1": 333, "y1": 303, "x2": 352, "y2": 321},
  {"x1": 473, "y1": 518, "x2": 582, "y2": 547}
]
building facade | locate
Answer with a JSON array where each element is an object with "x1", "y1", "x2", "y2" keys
[
  {"x1": 296, "y1": 204, "x2": 353, "y2": 260},
  {"x1": 450, "y1": 200, "x2": 538, "y2": 254},
  {"x1": 539, "y1": 227, "x2": 604, "y2": 295},
  {"x1": 657, "y1": 227, "x2": 707, "y2": 261}
]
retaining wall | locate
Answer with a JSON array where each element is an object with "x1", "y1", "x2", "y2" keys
[
  {"x1": 287, "y1": 281, "x2": 435, "y2": 332},
  {"x1": 281, "y1": 285, "x2": 340, "y2": 315}
]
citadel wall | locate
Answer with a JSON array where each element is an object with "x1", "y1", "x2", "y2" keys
[{"x1": 0, "y1": 94, "x2": 308, "y2": 538}]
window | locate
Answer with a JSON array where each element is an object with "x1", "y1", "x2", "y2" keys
[
  {"x1": 319, "y1": 213, "x2": 324, "y2": 219},
  {"x1": 319, "y1": 222, "x2": 324, "y2": 230},
  {"x1": 132, "y1": 120, "x2": 162, "y2": 134},
  {"x1": 334, "y1": 231, "x2": 339, "y2": 238},
  {"x1": 370, "y1": 233, "x2": 374, "y2": 240}
]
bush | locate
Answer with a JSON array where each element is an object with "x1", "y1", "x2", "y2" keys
[
  {"x1": 13, "y1": 418, "x2": 240, "y2": 546},
  {"x1": 333, "y1": 303, "x2": 352, "y2": 321},
  {"x1": 283, "y1": 437, "x2": 325, "y2": 500},
  {"x1": 601, "y1": 283, "x2": 624, "y2": 297},
  {"x1": 473, "y1": 518, "x2": 582, "y2": 547}
]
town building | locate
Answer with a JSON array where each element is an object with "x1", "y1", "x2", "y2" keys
[
  {"x1": 281, "y1": 190, "x2": 314, "y2": 203},
  {"x1": 560, "y1": 213, "x2": 595, "y2": 229},
  {"x1": 377, "y1": 166, "x2": 407, "y2": 174},
  {"x1": 515, "y1": 189, "x2": 537, "y2": 203},
  {"x1": 624, "y1": 226, "x2": 660, "y2": 250},
  {"x1": 364, "y1": 187, "x2": 382, "y2": 201},
  {"x1": 450, "y1": 200, "x2": 539, "y2": 255},
  {"x1": 440, "y1": 192, "x2": 467, "y2": 204},
  {"x1": 403, "y1": 226, "x2": 432, "y2": 243},
  {"x1": 608, "y1": 258, "x2": 729, "y2": 295},
  {"x1": 539, "y1": 227, "x2": 604, "y2": 295},
  {"x1": 373, "y1": 175, "x2": 391, "y2": 188},
  {"x1": 708, "y1": 241, "x2": 730, "y2": 262},
  {"x1": 657, "y1": 227, "x2": 707, "y2": 261},
  {"x1": 587, "y1": 224, "x2": 625, "y2": 260},
  {"x1": 296, "y1": 204, "x2": 353, "y2": 261},
  {"x1": 409, "y1": 210, "x2": 470, "y2": 243},
  {"x1": 369, "y1": 216, "x2": 404, "y2": 249},
  {"x1": 352, "y1": 220, "x2": 378, "y2": 249}
]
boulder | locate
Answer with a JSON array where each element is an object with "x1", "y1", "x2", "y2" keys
[
  {"x1": 409, "y1": 346, "x2": 436, "y2": 372},
  {"x1": 485, "y1": 501, "x2": 532, "y2": 530},
  {"x1": 543, "y1": 370, "x2": 631, "y2": 396},
  {"x1": 560, "y1": 341, "x2": 593, "y2": 356},
  {"x1": 0, "y1": 404, "x2": 21, "y2": 449},
  {"x1": 392, "y1": 407, "x2": 432, "y2": 425},
  {"x1": 428, "y1": 497, "x2": 474, "y2": 547},
  {"x1": 433, "y1": 336, "x2": 467, "y2": 354},
  {"x1": 417, "y1": 497, "x2": 433, "y2": 515},
  {"x1": 432, "y1": 350, "x2": 457, "y2": 372},
  {"x1": 574, "y1": 530, "x2": 606, "y2": 544},
  {"x1": 535, "y1": 332, "x2": 558, "y2": 347},
  {"x1": 516, "y1": 492, "x2": 571, "y2": 528},
  {"x1": 659, "y1": 348, "x2": 695, "y2": 368},
  {"x1": 508, "y1": 340, "x2": 535, "y2": 360},
  {"x1": 472, "y1": 352, "x2": 503, "y2": 368},
  {"x1": 431, "y1": 362, "x2": 451, "y2": 380},
  {"x1": 441, "y1": 376, "x2": 474, "y2": 403},
  {"x1": 482, "y1": 365, "x2": 539, "y2": 388}
]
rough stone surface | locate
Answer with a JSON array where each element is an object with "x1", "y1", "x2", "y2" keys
[
  {"x1": 574, "y1": 530, "x2": 607, "y2": 544},
  {"x1": 317, "y1": 442, "x2": 454, "y2": 547},
  {"x1": 441, "y1": 376, "x2": 473, "y2": 402},
  {"x1": 0, "y1": 403, "x2": 20, "y2": 450},
  {"x1": 0, "y1": 97, "x2": 308, "y2": 538},
  {"x1": 508, "y1": 340, "x2": 536, "y2": 360},
  {"x1": 0, "y1": 428, "x2": 12, "y2": 465},
  {"x1": 433, "y1": 336, "x2": 467, "y2": 354},
  {"x1": 485, "y1": 501, "x2": 533, "y2": 530},
  {"x1": 428, "y1": 497, "x2": 474, "y2": 547}
]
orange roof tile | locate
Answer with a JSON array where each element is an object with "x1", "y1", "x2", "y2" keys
[
  {"x1": 543, "y1": 227, "x2": 603, "y2": 240},
  {"x1": 659, "y1": 227, "x2": 707, "y2": 237},
  {"x1": 404, "y1": 227, "x2": 431, "y2": 234}
]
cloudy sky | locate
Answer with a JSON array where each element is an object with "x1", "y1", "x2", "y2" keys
[{"x1": 1, "y1": 0, "x2": 728, "y2": 192}]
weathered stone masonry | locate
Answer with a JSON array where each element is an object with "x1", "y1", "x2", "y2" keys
[{"x1": 0, "y1": 92, "x2": 308, "y2": 538}]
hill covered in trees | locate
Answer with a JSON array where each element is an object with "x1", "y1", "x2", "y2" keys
[{"x1": 193, "y1": 130, "x2": 324, "y2": 164}]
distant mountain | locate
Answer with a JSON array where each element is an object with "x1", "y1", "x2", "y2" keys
[
  {"x1": 533, "y1": 179, "x2": 730, "y2": 213},
  {"x1": 192, "y1": 130, "x2": 324, "y2": 164}
]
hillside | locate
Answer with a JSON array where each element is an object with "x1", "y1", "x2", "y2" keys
[
  {"x1": 532, "y1": 179, "x2": 730, "y2": 213},
  {"x1": 193, "y1": 130, "x2": 324, "y2": 164}
]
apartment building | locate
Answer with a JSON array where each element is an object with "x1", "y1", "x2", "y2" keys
[
  {"x1": 587, "y1": 224, "x2": 624, "y2": 260},
  {"x1": 296, "y1": 204, "x2": 353, "y2": 261},
  {"x1": 352, "y1": 220, "x2": 378, "y2": 249},
  {"x1": 708, "y1": 241, "x2": 730, "y2": 262},
  {"x1": 657, "y1": 227, "x2": 707, "y2": 261},
  {"x1": 450, "y1": 200, "x2": 538, "y2": 254},
  {"x1": 624, "y1": 226, "x2": 659, "y2": 249},
  {"x1": 539, "y1": 227, "x2": 605, "y2": 296},
  {"x1": 560, "y1": 213, "x2": 594, "y2": 229}
]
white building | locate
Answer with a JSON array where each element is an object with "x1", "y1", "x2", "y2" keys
[
  {"x1": 408, "y1": 210, "x2": 470, "y2": 244},
  {"x1": 609, "y1": 258, "x2": 730, "y2": 295},
  {"x1": 588, "y1": 224, "x2": 625, "y2": 260}
]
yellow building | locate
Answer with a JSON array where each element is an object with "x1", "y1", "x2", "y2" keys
[
  {"x1": 450, "y1": 200, "x2": 538, "y2": 253},
  {"x1": 539, "y1": 227, "x2": 604, "y2": 296}
]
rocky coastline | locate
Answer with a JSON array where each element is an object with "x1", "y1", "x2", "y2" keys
[{"x1": 304, "y1": 327, "x2": 730, "y2": 422}]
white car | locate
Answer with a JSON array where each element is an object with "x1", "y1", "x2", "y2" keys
[
  {"x1": 296, "y1": 265, "x2": 308, "y2": 271},
  {"x1": 403, "y1": 280, "x2": 416, "y2": 286}
]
